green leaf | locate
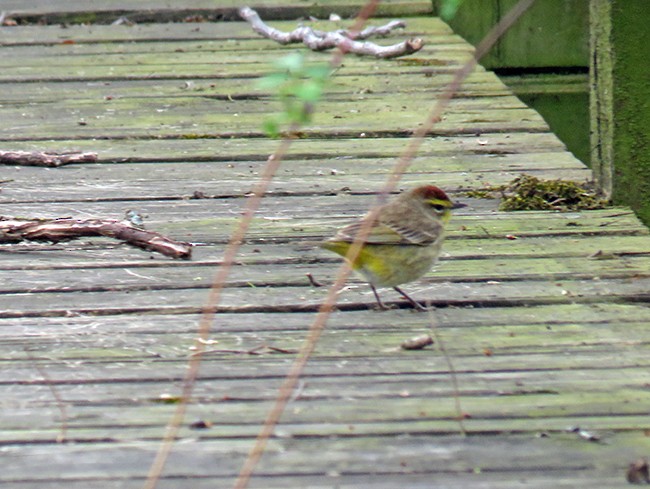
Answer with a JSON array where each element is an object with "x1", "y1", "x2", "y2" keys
[
  {"x1": 275, "y1": 52, "x2": 304, "y2": 73},
  {"x1": 256, "y1": 72, "x2": 289, "y2": 90},
  {"x1": 305, "y1": 64, "x2": 332, "y2": 81},
  {"x1": 257, "y1": 53, "x2": 332, "y2": 137},
  {"x1": 262, "y1": 118, "x2": 281, "y2": 138},
  {"x1": 294, "y1": 80, "x2": 323, "y2": 103}
]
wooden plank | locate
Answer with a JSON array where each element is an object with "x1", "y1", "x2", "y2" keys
[
  {"x1": 1, "y1": 249, "x2": 650, "y2": 293},
  {"x1": 0, "y1": 274, "x2": 649, "y2": 316},
  {"x1": 0, "y1": 16, "x2": 451, "y2": 46},
  {"x1": 2, "y1": 0, "x2": 434, "y2": 24},
  {"x1": 5, "y1": 317, "x2": 650, "y2": 368},
  {"x1": 0, "y1": 156, "x2": 591, "y2": 203},
  {"x1": 0, "y1": 73, "x2": 510, "y2": 103},
  {"x1": 0, "y1": 301, "x2": 647, "y2": 334},
  {"x1": 1, "y1": 234, "x2": 649, "y2": 272},
  {"x1": 0, "y1": 96, "x2": 547, "y2": 140},
  {"x1": 0, "y1": 198, "x2": 642, "y2": 235},
  {"x1": 2, "y1": 403, "x2": 650, "y2": 441},
  {"x1": 0, "y1": 31, "x2": 470, "y2": 58},
  {"x1": 0, "y1": 132, "x2": 571, "y2": 161},
  {"x1": 0, "y1": 57, "x2": 477, "y2": 83},
  {"x1": 0, "y1": 434, "x2": 641, "y2": 484},
  {"x1": 4, "y1": 346, "x2": 650, "y2": 387}
]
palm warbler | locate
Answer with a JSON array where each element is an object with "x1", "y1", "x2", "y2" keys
[{"x1": 321, "y1": 185, "x2": 465, "y2": 310}]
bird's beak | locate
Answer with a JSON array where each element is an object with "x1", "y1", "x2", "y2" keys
[{"x1": 452, "y1": 201, "x2": 467, "y2": 209}]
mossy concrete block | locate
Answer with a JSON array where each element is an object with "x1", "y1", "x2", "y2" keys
[{"x1": 590, "y1": 0, "x2": 650, "y2": 224}]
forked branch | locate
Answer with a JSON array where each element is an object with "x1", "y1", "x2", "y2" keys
[
  {"x1": 239, "y1": 7, "x2": 423, "y2": 58},
  {"x1": 0, "y1": 150, "x2": 97, "y2": 167},
  {"x1": 0, "y1": 217, "x2": 192, "y2": 259}
]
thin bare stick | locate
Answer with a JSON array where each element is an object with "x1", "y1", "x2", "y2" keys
[
  {"x1": 24, "y1": 348, "x2": 68, "y2": 443},
  {"x1": 233, "y1": 1, "x2": 537, "y2": 487},
  {"x1": 426, "y1": 305, "x2": 466, "y2": 435},
  {"x1": 143, "y1": 138, "x2": 295, "y2": 489},
  {"x1": 232, "y1": 3, "x2": 383, "y2": 488},
  {"x1": 382, "y1": 0, "x2": 538, "y2": 198}
]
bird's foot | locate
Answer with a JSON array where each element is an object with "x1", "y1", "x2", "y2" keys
[{"x1": 394, "y1": 286, "x2": 429, "y2": 311}]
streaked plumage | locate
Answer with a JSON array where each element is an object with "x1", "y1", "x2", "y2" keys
[{"x1": 322, "y1": 185, "x2": 464, "y2": 310}]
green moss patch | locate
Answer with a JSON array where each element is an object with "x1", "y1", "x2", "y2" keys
[{"x1": 464, "y1": 175, "x2": 610, "y2": 211}]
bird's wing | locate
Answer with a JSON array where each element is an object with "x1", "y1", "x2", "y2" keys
[
  {"x1": 382, "y1": 221, "x2": 441, "y2": 245},
  {"x1": 330, "y1": 218, "x2": 436, "y2": 246}
]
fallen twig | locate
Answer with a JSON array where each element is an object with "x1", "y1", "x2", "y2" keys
[
  {"x1": 0, "y1": 150, "x2": 97, "y2": 167},
  {"x1": 306, "y1": 272, "x2": 324, "y2": 287},
  {"x1": 0, "y1": 217, "x2": 192, "y2": 259},
  {"x1": 239, "y1": 7, "x2": 423, "y2": 58}
]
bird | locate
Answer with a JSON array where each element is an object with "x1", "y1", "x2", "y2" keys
[{"x1": 321, "y1": 185, "x2": 465, "y2": 310}]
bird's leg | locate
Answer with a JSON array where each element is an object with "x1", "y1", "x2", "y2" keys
[
  {"x1": 393, "y1": 286, "x2": 428, "y2": 311},
  {"x1": 369, "y1": 284, "x2": 390, "y2": 310}
]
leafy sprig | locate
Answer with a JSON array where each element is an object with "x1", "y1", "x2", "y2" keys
[{"x1": 257, "y1": 52, "x2": 331, "y2": 138}]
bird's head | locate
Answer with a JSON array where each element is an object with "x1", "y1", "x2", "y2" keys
[{"x1": 410, "y1": 185, "x2": 466, "y2": 223}]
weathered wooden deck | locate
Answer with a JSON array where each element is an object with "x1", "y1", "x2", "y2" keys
[{"x1": 2, "y1": 2, "x2": 650, "y2": 488}]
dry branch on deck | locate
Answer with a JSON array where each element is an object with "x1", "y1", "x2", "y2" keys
[
  {"x1": 0, "y1": 217, "x2": 192, "y2": 259},
  {"x1": 0, "y1": 150, "x2": 97, "y2": 167},
  {"x1": 239, "y1": 7, "x2": 423, "y2": 58}
]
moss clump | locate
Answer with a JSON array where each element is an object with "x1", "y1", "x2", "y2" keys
[
  {"x1": 499, "y1": 175, "x2": 609, "y2": 211},
  {"x1": 462, "y1": 175, "x2": 610, "y2": 211},
  {"x1": 464, "y1": 189, "x2": 497, "y2": 199}
]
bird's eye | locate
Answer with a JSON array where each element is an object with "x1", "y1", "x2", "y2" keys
[{"x1": 430, "y1": 203, "x2": 446, "y2": 212}]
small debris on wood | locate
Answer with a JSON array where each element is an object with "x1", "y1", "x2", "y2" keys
[
  {"x1": 196, "y1": 338, "x2": 219, "y2": 346},
  {"x1": 1, "y1": 12, "x2": 17, "y2": 26},
  {"x1": 153, "y1": 394, "x2": 183, "y2": 404},
  {"x1": 239, "y1": 7, "x2": 423, "y2": 59},
  {"x1": 111, "y1": 16, "x2": 134, "y2": 26},
  {"x1": 124, "y1": 209, "x2": 145, "y2": 228},
  {"x1": 194, "y1": 344, "x2": 297, "y2": 357},
  {"x1": 566, "y1": 425, "x2": 601, "y2": 442},
  {"x1": 189, "y1": 190, "x2": 210, "y2": 199},
  {"x1": 0, "y1": 150, "x2": 97, "y2": 167},
  {"x1": 306, "y1": 272, "x2": 324, "y2": 287},
  {"x1": 400, "y1": 334, "x2": 434, "y2": 350},
  {"x1": 184, "y1": 15, "x2": 206, "y2": 23},
  {"x1": 192, "y1": 347, "x2": 263, "y2": 357},
  {"x1": 189, "y1": 420, "x2": 213, "y2": 430},
  {"x1": 0, "y1": 217, "x2": 192, "y2": 259},
  {"x1": 626, "y1": 458, "x2": 650, "y2": 484},
  {"x1": 588, "y1": 250, "x2": 616, "y2": 260},
  {"x1": 266, "y1": 345, "x2": 298, "y2": 354}
]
